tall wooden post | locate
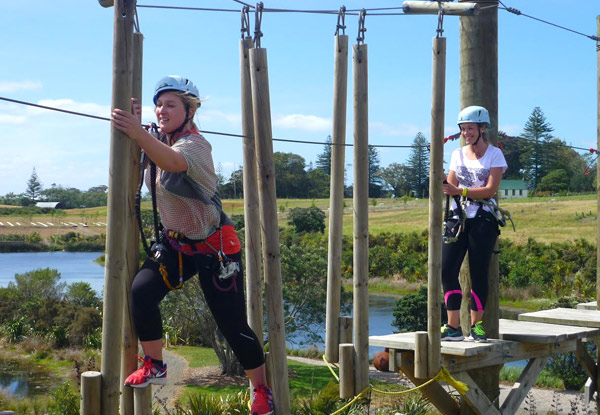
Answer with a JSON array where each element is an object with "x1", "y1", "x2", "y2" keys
[
  {"x1": 596, "y1": 15, "x2": 600, "y2": 414},
  {"x1": 249, "y1": 47, "x2": 291, "y2": 415},
  {"x1": 325, "y1": 34, "x2": 349, "y2": 364},
  {"x1": 120, "y1": 31, "x2": 144, "y2": 415},
  {"x1": 240, "y1": 36, "x2": 263, "y2": 346},
  {"x1": 459, "y1": 1, "x2": 499, "y2": 412},
  {"x1": 428, "y1": 34, "x2": 446, "y2": 378},
  {"x1": 353, "y1": 41, "x2": 370, "y2": 394},
  {"x1": 101, "y1": 0, "x2": 135, "y2": 414}
]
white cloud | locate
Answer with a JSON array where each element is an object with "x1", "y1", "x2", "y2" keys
[
  {"x1": 273, "y1": 114, "x2": 331, "y2": 132},
  {"x1": 371, "y1": 121, "x2": 425, "y2": 138},
  {"x1": 0, "y1": 80, "x2": 43, "y2": 93},
  {"x1": 197, "y1": 109, "x2": 240, "y2": 125},
  {"x1": 0, "y1": 114, "x2": 26, "y2": 125}
]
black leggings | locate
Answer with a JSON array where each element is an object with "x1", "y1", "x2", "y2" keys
[
  {"x1": 131, "y1": 250, "x2": 265, "y2": 371},
  {"x1": 441, "y1": 212, "x2": 499, "y2": 312}
]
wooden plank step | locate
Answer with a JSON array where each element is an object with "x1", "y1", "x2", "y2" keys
[
  {"x1": 369, "y1": 332, "x2": 507, "y2": 356},
  {"x1": 578, "y1": 301, "x2": 597, "y2": 310},
  {"x1": 498, "y1": 318, "x2": 600, "y2": 343},
  {"x1": 519, "y1": 308, "x2": 600, "y2": 328}
]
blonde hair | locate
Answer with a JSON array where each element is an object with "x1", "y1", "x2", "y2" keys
[{"x1": 169, "y1": 90, "x2": 202, "y2": 131}]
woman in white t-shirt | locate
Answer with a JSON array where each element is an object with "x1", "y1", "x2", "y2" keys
[{"x1": 440, "y1": 106, "x2": 507, "y2": 343}]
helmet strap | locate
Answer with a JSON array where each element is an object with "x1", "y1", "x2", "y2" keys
[{"x1": 166, "y1": 104, "x2": 191, "y2": 144}]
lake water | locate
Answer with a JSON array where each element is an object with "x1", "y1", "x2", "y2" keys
[
  {"x1": 0, "y1": 252, "x2": 398, "y2": 357},
  {"x1": 0, "y1": 251, "x2": 106, "y2": 295}
]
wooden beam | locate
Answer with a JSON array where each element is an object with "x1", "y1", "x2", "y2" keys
[
  {"x1": 402, "y1": 1, "x2": 479, "y2": 16},
  {"x1": 575, "y1": 340, "x2": 597, "y2": 379},
  {"x1": 500, "y1": 357, "x2": 548, "y2": 415},
  {"x1": 399, "y1": 352, "x2": 460, "y2": 415},
  {"x1": 453, "y1": 371, "x2": 501, "y2": 415}
]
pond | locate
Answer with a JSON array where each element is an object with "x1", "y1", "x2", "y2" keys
[{"x1": 0, "y1": 357, "x2": 54, "y2": 399}]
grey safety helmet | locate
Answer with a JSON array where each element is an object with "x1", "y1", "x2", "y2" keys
[
  {"x1": 457, "y1": 105, "x2": 491, "y2": 128},
  {"x1": 153, "y1": 75, "x2": 200, "y2": 105}
]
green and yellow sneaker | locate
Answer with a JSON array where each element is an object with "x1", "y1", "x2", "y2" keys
[{"x1": 469, "y1": 321, "x2": 488, "y2": 342}]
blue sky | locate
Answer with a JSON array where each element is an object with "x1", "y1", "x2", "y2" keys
[{"x1": 0, "y1": 0, "x2": 597, "y2": 196}]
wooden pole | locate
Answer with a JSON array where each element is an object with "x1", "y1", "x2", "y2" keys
[
  {"x1": 596, "y1": 14, "x2": 600, "y2": 413},
  {"x1": 352, "y1": 42, "x2": 370, "y2": 394},
  {"x1": 240, "y1": 36, "x2": 263, "y2": 345},
  {"x1": 339, "y1": 343, "x2": 355, "y2": 399},
  {"x1": 249, "y1": 47, "x2": 291, "y2": 415},
  {"x1": 459, "y1": 1, "x2": 499, "y2": 412},
  {"x1": 428, "y1": 35, "x2": 446, "y2": 378},
  {"x1": 81, "y1": 371, "x2": 101, "y2": 415},
  {"x1": 325, "y1": 34, "x2": 349, "y2": 364},
  {"x1": 120, "y1": 30, "x2": 143, "y2": 415},
  {"x1": 414, "y1": 331, "x2": 429, "y2": 379},
  {"x1": 101, "y1": 1, "x2": 135, "y2": 414},
  {"x1": 133, "y1": 388, "x2": 152, "y2": 415}
]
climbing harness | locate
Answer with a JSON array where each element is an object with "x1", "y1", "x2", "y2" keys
[
  {"x1": 443, "y1": 192, "x2": 515, "y2": 244},
  {"x1": 134, "y1": 124, "x2": 240, "y2": 291}
]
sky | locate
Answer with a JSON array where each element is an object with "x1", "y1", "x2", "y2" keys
[{"x1": 0, "y1": 0, "x2": 598, "y2": 196}]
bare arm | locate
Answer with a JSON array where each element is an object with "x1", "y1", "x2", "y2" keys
[
  {"x1": 443, "y1": 167, "x2": 503, "y2": 199},
  {"x1": 111, "y1": 99, "x2": 188, "y2": 173}
]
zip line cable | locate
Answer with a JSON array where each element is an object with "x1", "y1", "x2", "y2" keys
[
  {"x1": 3, "y1": 96, "x2": 596, "y2": 165},
  {"x1": 138, "y1": 2, "x2": 599, "y2": 41},
  {"x1": 498, "y1": 0, "x2": 599, "y2": 42},
  {"x1": 0, "y1": 96, "x2": 427, "y2": 148}
]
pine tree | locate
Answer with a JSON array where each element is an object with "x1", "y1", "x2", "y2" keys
[
  {"x1": 315, "y1": 135, "x2": 333, "y2": 176},
  {"x1": 406, "y1": 133, "x2": 430, "y2": 198},
  {"x1": 368, "y1": 146, "x2": 383, "y2": 197},
  {"x1": 520, "y1": 107, "x2": 554, "y2": 190},
  {"x1": 25, "y1": 167, "x2": 43, "y2": 202}
]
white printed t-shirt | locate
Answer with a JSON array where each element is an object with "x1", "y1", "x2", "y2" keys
[{"x1": 448, "y1": 145, "x2": 507, "y2": 219}]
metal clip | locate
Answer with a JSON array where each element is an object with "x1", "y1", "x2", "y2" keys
[
  {"x1": 335, "y1": 6, "x2": 346, "y2": 36},
  {"x1": 253, "y1": 2, "x2": 264, "y2": 48},
  {"x1": 241, "y1": 6, "x2": 251, "y2": 40},
  {"x1": 357, "y1": 9, "x2": 367, "y2": 45},
  {"x1": 436, "y1": 6, "x2": 445, "y2": 38}
]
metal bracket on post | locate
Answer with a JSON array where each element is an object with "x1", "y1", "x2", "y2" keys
[
  {"x1": 241, "y1": 6, "x2": 251, "y2": 40},
  {"x1": 335, "y1": 6, "x2": 346, "y2": 36},
  {"x1": 436, "y1": 6, "x2": 445, "y2": 38},
  {"x1": 253, "y1": 2, "x2": 264, "y2": 49},
  {"x1": 356, "y1": 9, "x2": 366, "y2": 46}
]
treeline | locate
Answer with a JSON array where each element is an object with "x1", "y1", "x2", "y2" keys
[{"x1": 0, "y1": 232, "x2": 106, "y2": 253}]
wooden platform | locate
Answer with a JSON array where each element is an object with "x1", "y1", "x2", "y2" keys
[
  {"x1": 369, "y1": 318, "x2": 600, "y2": 415},
  {"x1": 519, "y1": 307, "x2": 600, "y2": 328}
]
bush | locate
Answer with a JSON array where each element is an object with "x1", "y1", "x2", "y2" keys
[
  {"x1": 47, "y1": 382, "x2": 79, "y2": 415},
  {"x1": 546, "y1": 349, "x2": 593, "y2": 390},
  {"x1": 392, "y1": 286, "x2": 447, "y2": 332},
  {"x1": 287, "y1": 206, "x2": 326, "y2": 234}
]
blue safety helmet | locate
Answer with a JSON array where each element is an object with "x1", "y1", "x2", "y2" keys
[
  {"x1": 457, "y1": 106, "x2": 491, "y2": 128},
  {"x1": 153, "y1": 75, "x2": 200, "y2": 105}
]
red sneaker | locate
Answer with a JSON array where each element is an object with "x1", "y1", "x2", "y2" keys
[
  {"x1": 124, "y1": 356, "x2": 167, "y2": 388},
  {"x1": 251, "y1": 384, "x2": 273, "y2": 415}
]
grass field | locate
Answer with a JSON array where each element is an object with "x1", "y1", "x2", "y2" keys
[{"x1": 1, "y1": 194, "x2": 597, "y2": 244}]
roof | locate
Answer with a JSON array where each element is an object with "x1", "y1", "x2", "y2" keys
[
  {"x1": 498, "y1": 179, "x2": 528, "y2": 191},
  {"x1": 35, "y1": 201, "x2": 64, "y2": 209}
]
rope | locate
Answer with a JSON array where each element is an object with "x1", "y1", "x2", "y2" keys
[
  {"x1": 322, "y1": 354, "x2": 340, "y2": 382},
  {"x1": 320, "y1": 353, "x2": 468, "y2": 413},
  {"x1": 241, "y1": 6, "x2": 251, "y2": 39}
]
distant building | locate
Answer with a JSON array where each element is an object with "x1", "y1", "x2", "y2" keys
[
  {"x1": 499, "y1": 180, "x2": 528, "y2": 199},
  {"x1": 36, "y1": 201, "x2": 65, "y2": 209}
]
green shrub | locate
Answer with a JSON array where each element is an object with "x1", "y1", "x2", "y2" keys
[
  {"x1": 47, "y1": 382, "x2": 79, "y2": 415},
  {"x1": 287, "y1": 206, "x2": 326, "y2": 234},
  {"x1": 392, "y1": 286, "x2": 447, "y2": 332},
  {"x1": 546, "y1": 349, "x2": 593, "y2": 390}
]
